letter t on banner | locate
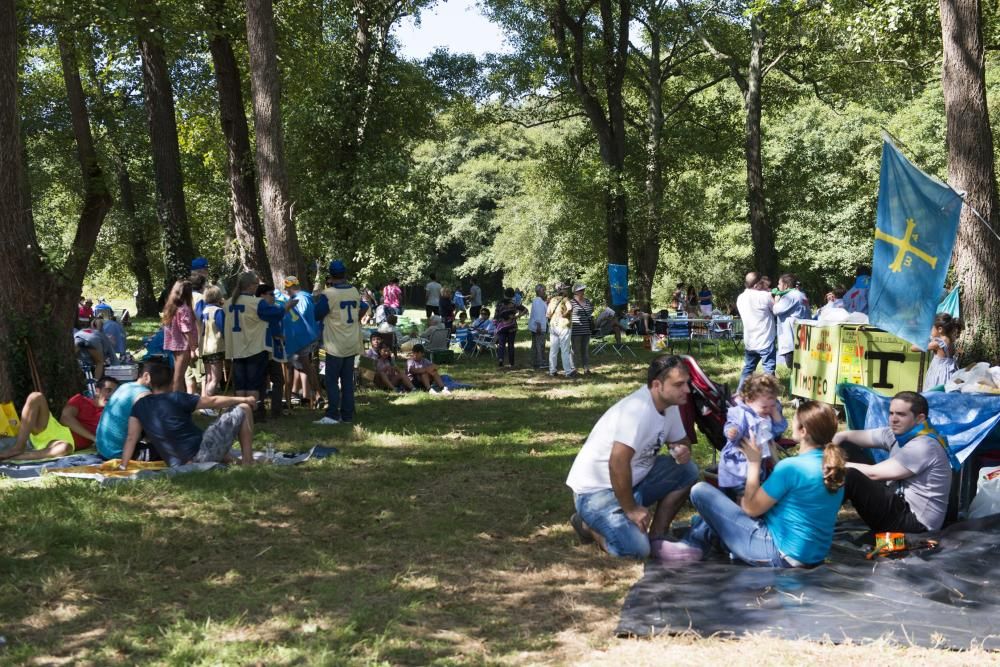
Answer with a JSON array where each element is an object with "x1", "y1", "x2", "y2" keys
[
  {"x1": 868, "y1": 137, "x2": 964, "y2": 349},
  {"x1": 608, "y1": 264, "x2": 628, "y2": 307}
]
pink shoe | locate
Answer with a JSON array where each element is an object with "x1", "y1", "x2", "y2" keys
[{"x1": 651, "y1": 538, "x2": 703, "y2": 562}]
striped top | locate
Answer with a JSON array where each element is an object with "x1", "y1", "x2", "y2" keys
[{"x1": 570, "y1": 297, "x2": 594, "y2": 336}]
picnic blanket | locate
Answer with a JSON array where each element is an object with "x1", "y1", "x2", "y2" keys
[
  {"x1": 0, "y1": 453, "x2": 105, "y2": 480},
  {"x1": 3, "y1": 445, "x2": 337, "y2": 485},
  {"x1": 440, "y1": 374, "x2": 473, "y2": 390},
  {"x1": 616, "y1": 515, "x2": 1000, "y2": 650}
]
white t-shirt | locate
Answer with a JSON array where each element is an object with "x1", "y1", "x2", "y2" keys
[
  {"x1": 736, "y1": 288, "x2": 775, "y2": 352},
  {"x1": 528, "y1": 296, "x2": 548, "y2": 333},
  {"x1": 425, "y1": 281, "x2": 442, "y2": 307},
  {"x1": 566, "y1": 387, "x2": 688, "y2": 495}
]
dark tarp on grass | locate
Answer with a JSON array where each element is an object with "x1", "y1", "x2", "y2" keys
[{"x1": 616, "y1": 515, "x2": 1000, "y2": 650}]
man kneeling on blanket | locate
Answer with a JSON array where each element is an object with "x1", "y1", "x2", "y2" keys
[
  {"x1": 120, "y1": 360, "x2": 256, "y2": 468},
  {"x1": 565, "y1": 355, "x2": 699, "y2": 558}
]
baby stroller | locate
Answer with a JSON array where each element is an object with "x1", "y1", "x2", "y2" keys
[{"x1": 680, "y1": 355, "x2": 733, "y2": 456}]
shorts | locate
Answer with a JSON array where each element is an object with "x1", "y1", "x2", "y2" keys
[
  {"x1": 233, "y1": 351, "x2": 269, "y2": 392},
  {"x1": 185, "y1": 357, "x2": 206, "y2": 382},
  {"x1": 200, "y1": 352, "x2": 225, "y2": 364},
  {"x1": 21, "y1": 415, "x2": 75, "y2": 453},
  {"x1": 290, "y1": 341, "x2": 319, "y2": 371},
  {"x1": 193, "y1": 407, "x2": 246, "y2": 463}
]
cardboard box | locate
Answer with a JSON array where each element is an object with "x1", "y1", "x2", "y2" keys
[{"x1": 791, "y1": 322, "x2": 927, "y2": 404}]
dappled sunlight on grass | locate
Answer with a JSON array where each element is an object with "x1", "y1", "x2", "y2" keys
[{"x1": 0, "y1": 337, "x2": 962, "y2": 664}]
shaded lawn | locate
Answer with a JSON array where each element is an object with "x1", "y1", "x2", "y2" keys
[{"x1": 0, "y1": 332, "x2": 974, "y2": 665}]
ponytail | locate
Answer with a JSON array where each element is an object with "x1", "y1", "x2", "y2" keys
[
  {"x1": 822, "y1": 443, "x2": 846, "y2": 493},
  {"x1": 795, "y1": 400, "x2": 844, "y2": 493}
]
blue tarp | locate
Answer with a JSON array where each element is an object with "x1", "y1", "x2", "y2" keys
[{"x1": 838, "y1": 383, "x2": 1000, "y2": 464}]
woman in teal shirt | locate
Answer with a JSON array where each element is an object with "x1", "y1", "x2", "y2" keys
[{"x1": 656, "y1": 401, "x2": 846, "y2": 567}]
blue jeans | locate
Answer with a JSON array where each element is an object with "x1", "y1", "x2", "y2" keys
[
  {"x1": 325, "y1": 355, "x2": 356, "y2": 422},
  {"x1": 682, "y1": 482, "x2": 790, "y2": 568},
  {"x1": 739, "y1": 342, "x2": 777, "y2": 390},
  {"x1": 574, "y1": 456, "x2": 699, "y2": 559}
]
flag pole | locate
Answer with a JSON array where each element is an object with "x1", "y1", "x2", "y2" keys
[{"x1": 882, "y1": 128, "x2": 1000, "y2": 244}]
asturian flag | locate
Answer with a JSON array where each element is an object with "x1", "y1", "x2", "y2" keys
[{"x1": 868, "y1": 137, "x2": 964, "y2": 349}]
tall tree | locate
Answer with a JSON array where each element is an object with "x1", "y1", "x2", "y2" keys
[
  {"x1": 208, "y1": 0, "x2": 271, "y2": 278},
  {"x1": 0, "y1": 4, "x2": 112, "y2": 404},
  {"x1": 939, "y1": 0, "x2": 1000, "y2": 361},
  {"x1": 246, "y1": 0, "x2": 305, "y2": 286},
  {"x1": 630, "y1": 0, "x2": 725, "y2": 306},
  {"x1": 548, "y1": 0, "x2": 631, "y2": 278},
  {"x1": 83, "y1": 36, "x2": 159, "y2": 316},
  {"x1": 135, "y1": 0, "x2": 196, "y2": 283},
  {"x1": 680, "y1": 0, "x2": 819, "y2": 278}
]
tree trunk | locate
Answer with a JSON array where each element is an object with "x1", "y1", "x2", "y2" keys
[
  {"x1": 117, "y1": 163, "x2": 159, "y2": 316},
  {"x1": 208, "y1": 0, "x2": 271, "y2": 278},
  {"x1": 744, "y1": 15, "x2": 775, "y2": 279},
  {"x1": 550, "y1": 0, "x2": 630, "y2": 302},
  {"x1": 245, "y1": 0, "x2": 305, "y2": 287},
  {"x1": 633, "y1": 240, "x2": 660, "y2": 310},
  {"x1": 0, "y1": 9, "x2": 109, "y2": 405},
  {"x1": 136, "y1": 0, "x2": 196, "y2": 283},
  {"x1": 57, "y1": 32, "x2": 114, "y2": 286},
  {"x1": 940, "y1": 0, "x2": 1000, "y2": 362}
]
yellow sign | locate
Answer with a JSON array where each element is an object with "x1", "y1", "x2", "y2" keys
[
  {"x1": 874, "y1": 218, "x2": 937, "y2": 273},
  {"x1": 791, "y1": 323, "x2": 927, "y2": 404}
]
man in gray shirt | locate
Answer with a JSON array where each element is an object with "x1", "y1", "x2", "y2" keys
[
  {"x1": 468, "y1": 279, "x2": 483, "y2": 320},
  {"x1": 833, "y1": 391, "x2": 951, "y2": 532},
  {"x1": 424, "y1": 274, "x2": 442, "y2": 319}
]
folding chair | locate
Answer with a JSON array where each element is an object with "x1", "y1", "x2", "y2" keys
[
  {"x1": 473, "y1": 330, "x2": 498, "y2": 359},
  {"x1": 591, "y1": 322, "x2": 637, "y2": 358},
  {"x1": 709, "y1": 316, "x2": 740, "y2": 353},
  {"x1": 690, "y1": 319, "x2": 720, "y2": 358},
  {"x1": 667, "y1": 317, "x2": 692, "y2": 354}
]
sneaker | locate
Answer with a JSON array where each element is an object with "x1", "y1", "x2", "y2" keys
[
  {"x1": 441, "y1": 387, "x2": 452, "y2": 395},
  {"x1": 651, "y1": 538, "x2": 703, "y2": 562},
  {"x1": 200, "y1": 408, "x2": 218, "y2": 417},
  {"x1": 313, "y1": 416, "x2": 340, "y2": 425},
  {"x1": 429, "y1": 388, "x2": 439, "y2": 395},
  {"x1": 569, "y1": 513, "x2": 594, "y2": 544}
]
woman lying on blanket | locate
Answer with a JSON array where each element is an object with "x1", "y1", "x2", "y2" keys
[{"x1": 656, "y1": 401, "x2": 847, "y2": 568}]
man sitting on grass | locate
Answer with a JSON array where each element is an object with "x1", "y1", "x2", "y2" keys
[
  {"x1": 0, "y1": 378, "x2": 119, "y2": 461},
  {"x1": 119, "y1": 360, "x2": 257, "y2": 467},
  {"x1": 833, "y1": 391, "x2": 952, "y2": 532},
  {"x1": 407, "y1": 344, "x2": 450, "y2": 395},
  {"x1": 566, "y1": 355, "x2": 699, "y2": 559}
]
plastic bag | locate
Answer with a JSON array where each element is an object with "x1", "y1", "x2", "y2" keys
[
  {"x1": 946, "y1": 362, "x2": 997, "y2": 393},
  {"x1": 0, "y1": 402, "x2": 18, "y2": 437},
  {"x1": 969, "y1": 466, "x2": 1000, "y2": 519}
]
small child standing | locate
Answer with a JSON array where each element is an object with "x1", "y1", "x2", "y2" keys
[
  {"x1": 719, "y1": 374, "x2": 787, "y2": 499},
  {"x1": 162, "y1": 279, "x2": 198, "y2": 392},
  {"x1": 922, "y1": 313, "x2": 962, "y2": 390},
  {"x1": 199, "y1": 286, "x2": 226, "y2": 403}
]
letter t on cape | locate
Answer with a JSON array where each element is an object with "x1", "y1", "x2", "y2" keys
[{"x1": 868, "y1": 136, "x2": 964, "y2": 349}]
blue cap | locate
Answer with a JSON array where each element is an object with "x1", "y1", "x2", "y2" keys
[
  {"x1": 191, "y1": 257, "x2": 208, "y2": 270},
  {"x1": 328, "y1": 259, "x2": 347, "y2": 275}
]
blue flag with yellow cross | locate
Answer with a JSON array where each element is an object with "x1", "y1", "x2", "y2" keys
[{"x1": 868, "y1": 138, "x2": 964, "y2": 349}]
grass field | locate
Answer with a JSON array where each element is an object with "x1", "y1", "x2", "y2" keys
[{"x1": 0, "y1": 321, "x2": 988, "y2": 665}]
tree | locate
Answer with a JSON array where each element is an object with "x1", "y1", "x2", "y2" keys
[
  {"x1": 549, "y1": 0, "x2": 631, "y2": 279},
  {"x1": 135, "y1": 0, "x2": 196, "y2": 283},
  {"x1": 0, "y1": 1, "x2": 112, "y2": 404},
  {"x1": 208, "y1": 0, "x2": 271, "y2": 278},
  {"x1": 82, "y1": 33, "x2": 160, "y2": 316},
  {"x1": 939, "y1": 0, "x2": 1000, "y2": 361},
  {"x1": 629, "y1": 0, "x2": 726, "y2": 306},
  {"x1": 245, "y1": 0, "x2": 305, "y2": 286}
]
